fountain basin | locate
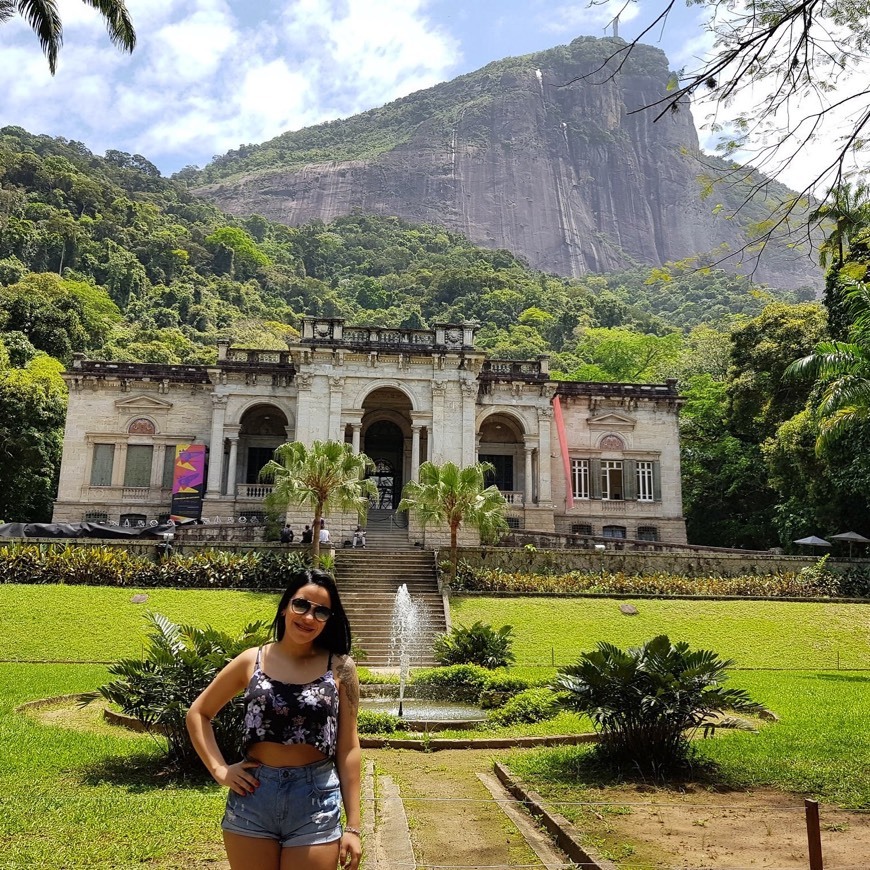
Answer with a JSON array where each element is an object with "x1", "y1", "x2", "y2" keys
[{"x1": 360, "y1": 696, "x2": 486, "y2": 730}]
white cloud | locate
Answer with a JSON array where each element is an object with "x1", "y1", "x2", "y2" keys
[
  {"x1": 0, "y1": 0, "x2": 460, "y2": 172},
  {"x1": 541, "y1": 1, "x2": 642, "y2": 35}
]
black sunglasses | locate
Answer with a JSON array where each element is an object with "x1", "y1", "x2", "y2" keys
[{"x1": 289, "y1": 597, "x2": 332, "y2": 622}]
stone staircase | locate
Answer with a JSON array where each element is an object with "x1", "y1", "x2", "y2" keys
[
  {"x1": 333, "y1": 549, "x2": 445, "y2": 667},
  {"x1": 361, "y1": 509, "x2": 414, "y2": 550}
]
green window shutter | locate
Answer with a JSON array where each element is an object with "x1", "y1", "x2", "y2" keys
[
  {"x1": 623, "y1": 460, "x2": 636, "y2": 501},
  {"x1": 652, "y1": 461, "x2": 662, "y2": 502},
  {"x1": 162, "y1": 445, "x2": 176, "y2": 489},
  {"x1": 90, "y1": 444, "x2": 114, "y2": 486},
  {"x1": 124, "y1": 445, "x2": 153, "y2": 488},
  {"x1": 590, "y1": 458, "x2": 602, "y2": 499}
]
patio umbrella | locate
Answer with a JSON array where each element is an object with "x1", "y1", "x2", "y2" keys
[
  {"x1": 829, "y1": 531, "x2": 870, "y2": 558},
  {"x1": 793, "y1": 535, "x2": 832, "y2": 553}
]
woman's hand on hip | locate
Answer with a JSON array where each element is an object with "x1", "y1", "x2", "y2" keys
[
  {"x1": 339, "y1": 832, "x2": 362, "y2": 870},
  {"x1": 214, "y1": 760, "x2": 260, "y2": 795}
]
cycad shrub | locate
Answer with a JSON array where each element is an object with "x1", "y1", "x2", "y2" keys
[
  {"x1": 82, "y1": 613, "x2": 270, "y2": 773},
  {"x1": 488, "y1": 688, "x2": 560, "y2": 726},
  {"x1": 433, "y1": 621, "x2": 515, "y2": 669},
  {"x1": 555, "y1": 634, "x2": 763, "y2": 773}
]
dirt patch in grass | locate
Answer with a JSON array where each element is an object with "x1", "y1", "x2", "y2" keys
[{"x1": 550, "y1": 782, "x2": 870, "y2": 868}]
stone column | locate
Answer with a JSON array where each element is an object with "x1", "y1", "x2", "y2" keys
[
  {"x1": 294, "y1": 374, "x2": 313, "y2": 444},
  {"x1": 112, "y1": 442, "x2": 128, "y2": 488},
  {"x1": 329, "y1": 377, "x2": 345, "y2": 441},
  {"x1": 225, "y1": 428, "x2": 240, "y2": 497},
  {"x1": 430, "y1": 381, "x2": 446, "y2": 463},
  {"x1": 205, "y1": 396, "x2": 227, "y2": 497},
  {"x1": 460, "y1": 379, "x2": 478, "y2": 466},
  {"x1": 411, "y1": 425, "x2": 421, "y2": 481},
  {"x1": 537, "y1": 407, "x2": 553, "y2": 503},
  {"x1": 351, "y1": 424, "x2": 362, "y2": 454},
  {"x1": 524, "y1": 444, "x2": 535, "y2": 504}
]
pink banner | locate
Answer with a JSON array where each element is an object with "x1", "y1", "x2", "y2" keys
[{"x1": 552, "y1": 395, "x2": 574, "y2": 511}]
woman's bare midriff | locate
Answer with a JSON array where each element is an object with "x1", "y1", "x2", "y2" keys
[{"x1": 246, "y1": 741, "x2": 328, "y2": 767}]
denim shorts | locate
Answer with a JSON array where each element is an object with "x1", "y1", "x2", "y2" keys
[{"x1": 221, "y1": 758, "x2": 343, "y2": 848}]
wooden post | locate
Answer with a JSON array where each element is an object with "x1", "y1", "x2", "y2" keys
[{"x1": 805, "y1": 799, "x2": 824, "y2": 870}]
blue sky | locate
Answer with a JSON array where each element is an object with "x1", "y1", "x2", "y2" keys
[{"x1": 0, "y1": 0, "x2": 833, "y2": 187}]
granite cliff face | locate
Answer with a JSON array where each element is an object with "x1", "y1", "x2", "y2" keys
[{"x1": 195, "y1": 38, "x2": 818, "y2": 289}]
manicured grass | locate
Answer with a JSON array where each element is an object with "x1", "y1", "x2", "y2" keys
[
  {"x1": 0, "y1": 584, "x2": 275, "y2": 661},
  {"x1": 0, "y1": 663, "x2": 227, "y2": 868},
  {"x1": 452, "y1": 595, "x2": 870, "y2": 670},
  {"x1": 506, "y1": 670, "x2": 870, "y2": 810}
]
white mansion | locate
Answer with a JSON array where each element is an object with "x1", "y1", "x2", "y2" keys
[{"x1": 54, "y1": 318, "x2": 687, "y2": 545}]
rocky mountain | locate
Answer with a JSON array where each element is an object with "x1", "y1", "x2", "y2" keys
[{"x1": 192, "y1": 37, "x2": 819, "y2": 290}]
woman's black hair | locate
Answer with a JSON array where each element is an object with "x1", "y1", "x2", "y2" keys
[{"x1": 272, "y1": 568, "x2": 352, "y2": 655}]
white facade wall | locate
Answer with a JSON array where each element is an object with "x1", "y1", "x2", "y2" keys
[{"x1": 54, "y1": 320, "x2": 687, "y2": 545}]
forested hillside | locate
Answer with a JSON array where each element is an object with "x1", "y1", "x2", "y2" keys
[
  {"x1": 190, "y1": 36, "x2": 821, "y2": 290},
  {"x1": 0, "y1": 125, "x2": 866, "y2": 552}
]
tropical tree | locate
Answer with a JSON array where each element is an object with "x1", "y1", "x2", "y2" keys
[
  {"x1": 810, "y1": 180, "x2": 870, "y2": 269},
  {"x1": 261, "y1": 440, "x2": 377, "y2": 564},
  {"x1": 398, "y1": 461, "x2": 508, "y2": 583},
  {"x1": 785, "y1": 285, "x2": 870, "y2": 450},
  {"x1": 555, "y1": 635, "x2": 763, "y2": 774},
  {"x1": 0, "y1": 0, "x2": 136, "y2": 74}
]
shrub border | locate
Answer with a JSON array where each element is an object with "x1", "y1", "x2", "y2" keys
[{"x1": 454, "y1": 590, "x2": 870, "y2": 604}]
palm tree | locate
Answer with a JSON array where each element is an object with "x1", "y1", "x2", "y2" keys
[
  {"x1": 809, "y1": 180, "x2": 870, "y2": 268},
  {"x1": 786, "y1": 284, "x2": 870, "y2": 449},
  {"x1": 398, "y1": 461, "x2": 508, "y2": 584},
  {"x1": 260, "y1": 440, "x2": 377, "y2": 565},
  {"x1": 0, "y1": 0, "x2": 136, "y2": 75}
]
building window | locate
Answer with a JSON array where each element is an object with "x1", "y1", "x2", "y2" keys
[
  {"x1": 571, "y1": 459, "x2": 590, "y2": 499},
  {"x1": 120, "y1": 513, "x2": 147, "y2": 527},
  {"x1": 506, "y1": 516, "x2": 522, "y2": 529},
  {"x1": 636, "y1": 461, "x2": 654, "y2": 502},
  {"x1": 162, "y1": 445, "x2": 176, "y2": 489},
  {"x1": 637, "y1": 526, "x2": 659, "y2": 541},
  {"x1": 83, "y1": 511, "x2": 108, "y2": 524},
  {"x1": 90, "y1": 444, "x2": 115, "y2": 486},
  {"x1": 602, "y1": 525, "x2": 627, "y2": 539},
  {"x1": 571, "y1": 523, "x2": 593, "y2": 535},
  {"x1": 124, "y1": 445, "x2": 153, "y2": 488},
  {"x1": 601, "y1": 461, "x2": 623, "y2": 500}
]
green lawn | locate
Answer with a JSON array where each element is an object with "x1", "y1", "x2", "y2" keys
[
  {"x1": 507, "y1": 669, "x2": 870, "y2": 809},
  {"x1": 0, "y1": 663, "x2": 227, "y2": 868},
  {"x1": 451, "y1": 595, "x2": 870, "y2": 670},
  {"x1": 0, "y1": 584, "x2": 275, "y2": 661},
  {"x1": 1, "y1": 585, "x2": 868, "y2": 865}
]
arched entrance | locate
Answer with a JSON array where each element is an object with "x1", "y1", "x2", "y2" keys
[
  {"x1": 237, "y1": 404, "x2": 289, "y2": 491},
  {"x1": 361, "y1": 387, "x2": 415, "y2": 510},
  {"x1": 477, "y1": 413, "x2": 525, "y2": 501},
  {"x1": 364, "y1": 420, "x2": 404, "y2": 509}
]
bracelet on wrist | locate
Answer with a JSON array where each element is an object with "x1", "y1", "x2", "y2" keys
[{"x1": 344, "y1": 826, "x2": 361, "y2": 837}]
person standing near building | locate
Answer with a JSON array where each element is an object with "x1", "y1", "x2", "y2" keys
[{"x1": 186, "y1": 569, "x2": 362, "y2": 870}]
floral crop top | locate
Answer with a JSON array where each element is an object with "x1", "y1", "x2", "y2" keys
[{"x1": 242, "y1": 647, "x2": 339, "y2": 757}]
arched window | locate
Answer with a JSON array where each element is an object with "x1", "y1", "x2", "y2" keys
[{"x1": 128, "y1": 418, "x2": 156, "y2": 435}]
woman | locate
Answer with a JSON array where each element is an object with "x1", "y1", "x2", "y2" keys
[{"x1": 187, "y1": 569, "x2": 362, "y2": 870}]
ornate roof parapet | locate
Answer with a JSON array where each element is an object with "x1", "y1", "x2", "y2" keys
[
  {"x1": 298, "y1": 317, "x2": 479, "y2": 353},
  {"x1": 479, "y1": 356, "x2": 551, "y2": 385},
  {"x1": 65, "y1": 356, "x2": 211, "y2": 385},
  {"x1": 556, "y1": 378, "x2": 683, "y2": 409}
]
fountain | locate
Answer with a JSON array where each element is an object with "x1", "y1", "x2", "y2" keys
[
  {"x1": 358, "y1": 584, "x2": 486, "y2": 729},
  {"x1": 389, "y1": 583, "x2": 426, "y2": 717}
]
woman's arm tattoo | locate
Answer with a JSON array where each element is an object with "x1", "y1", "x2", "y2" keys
[{"x1": 337, "y1": 655, "x2": 360, "y2": 712}]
